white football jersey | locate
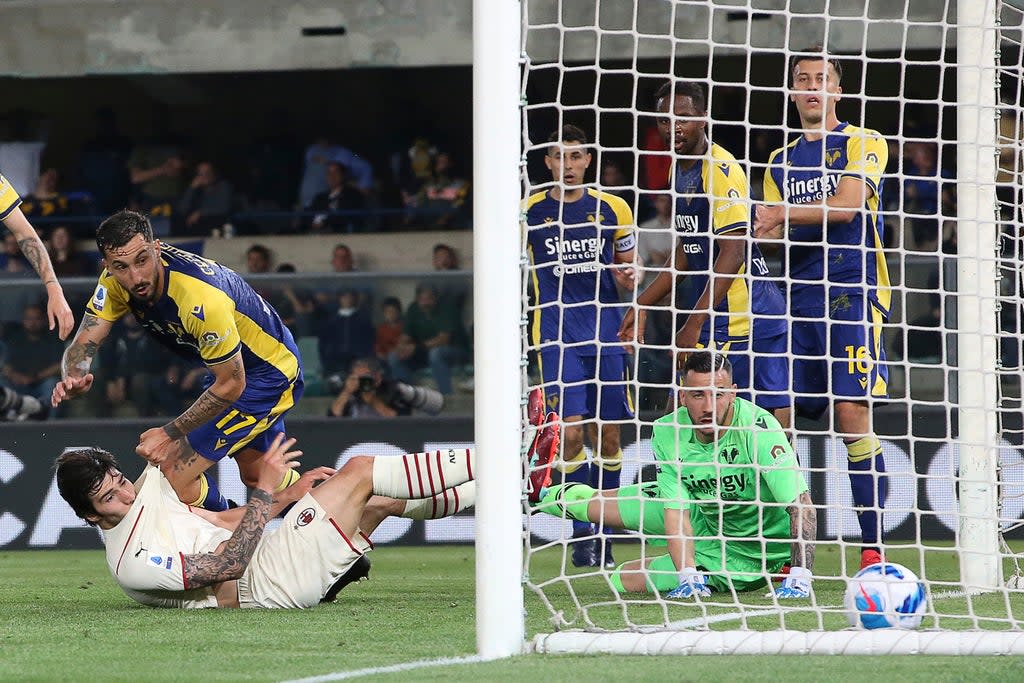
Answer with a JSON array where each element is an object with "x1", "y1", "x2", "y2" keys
[{"x1": 101, "y1": 466, "x2": 231, "y2": 608}]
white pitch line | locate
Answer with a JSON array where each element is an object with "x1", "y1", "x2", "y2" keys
[{"x1": 278, "y1": 655, "x2": 484, "y2": 683}]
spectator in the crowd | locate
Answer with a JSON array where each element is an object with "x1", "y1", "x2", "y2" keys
[
  {"x1": 0, "y1": 232, "x2": 30, "y2": 274},
  {"x1": 637, "y1": 193, "x2": 675, "y2": 283},
  {"x1": 19, "y1": 168, "x2": 70, "y2": 219},
  {"x1": 317, "y1": 289, "x2": 375, "y2": 377},
  {"x1": 638, "y1": 118, "x2": 670, "y2": 192},
  {"x1": 298, "y1": 136, "x2": 374, "y2": 209},
  {"x1": 600, "y1": 157, "x2": 637, "y2": 218},
  {"x1": 1, "y1": 303, "x2": 64, "y2": 407},
  {"x1": 128, "y1": 105, "x2": 187, "y2": 214},
  {"x1": 246, "y1": 243, "x2": 272, "y2": 274},
  {"x1": 74, "y1": 107, "x2": 132, "y2": 214},
  {"x1": 315, "y1": 243, "x2": 372, "y2": 309},
  {"x1": 99, "y1": 313, "x2": 184, "y2": 417},
  {"x1": 398, "y1": 136, "x2": 438, "y2": 216},
  {"x1": 176, "y1": 161, "x2": 233, "y2": 236},
  {"x1": 375, "y1": 296, "x2": 404, "y2": 360},
  {"x1": 903, "y1": 142, "x2": 953, "y2": 251},
  {"x1": 271, "y1": 263, "x2": 316, "y2": 337},
  {"x1": 309, "y1": 161, "x2": 365, "y2": 233},
  {"x1": 48, "y1": 225, "x2": 92, "y2": 278},
  {"x1": 327, "y1": 356, "x2": 410, "y2": 418},
  {"x1": 332, "y1": 242, "x2": 355, "y2": 272},
  {"x1": 411, "y1": 152, "x2": 470, "y2": 228},
  {"x1": 432, "y1": 242, "x2": 468, "y2": 313},
  {"x1": 388, "y1": 283, "x2": 466, "y2": 395}
]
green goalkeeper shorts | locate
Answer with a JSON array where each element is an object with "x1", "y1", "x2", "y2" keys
[{"x1": 610, "y1": 546, "x2": 787, "y2": 594}]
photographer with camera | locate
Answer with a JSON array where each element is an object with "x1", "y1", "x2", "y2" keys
[{"x1": 327, "y1": 357, "x2": 444, "y2": 418}]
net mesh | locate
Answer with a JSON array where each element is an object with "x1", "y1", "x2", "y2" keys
[{"x1": 518, "y1": 0, "x2": 1024, "y2": 642}]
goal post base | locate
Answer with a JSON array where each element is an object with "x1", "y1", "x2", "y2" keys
[{"x1": 532, "y1": 630, "x2": 1024, "y2": 656}]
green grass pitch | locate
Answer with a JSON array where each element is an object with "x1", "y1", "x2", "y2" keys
[{"x1": 2, "y1": 545, "x2": 1023, "y2": 682}]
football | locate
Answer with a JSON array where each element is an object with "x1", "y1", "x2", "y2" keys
[{"x1": 844, "y1": 562, "x2": 927, "y2": 630}]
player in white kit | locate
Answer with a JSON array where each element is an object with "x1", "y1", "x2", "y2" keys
[{"x1": 56, "y1": 434, "x2": 477, "y2": 609}]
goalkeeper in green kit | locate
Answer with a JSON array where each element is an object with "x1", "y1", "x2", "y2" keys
[{"x1": 527, "y1": 351, "x2": 817, "y2": 598}]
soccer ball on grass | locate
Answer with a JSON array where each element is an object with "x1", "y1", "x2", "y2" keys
[{"x1": 844, "y1": 562, "x2": 926, "y2": 630}]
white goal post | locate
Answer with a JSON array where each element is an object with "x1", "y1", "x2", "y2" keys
[{"x1": 474, "y1": 0, "x2": 1024, "y2": 657}]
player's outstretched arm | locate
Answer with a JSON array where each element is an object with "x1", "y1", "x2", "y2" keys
[
  {"x1": 2, "y1": 207, "x2": 74, "y2": 339},
  {"x1": 675, "y1": 231, "x2": 746, "y2": 354},
  {"x1": 52, "y1": 313, "x2": 113, "y2": 407},
  {"x1": 192, "y1": 466, "x2": 336, "y2": 531},
  {"x1": 182, "y1": 434, "x2": 300, "y2": 589},
  {"x1": 787, "y1": 490, "x2": 817, "y2": 571},
  {"x1": 774, "y1": 490, "x2": 817, "y2": 599},
  {"x1": 618, "y1": 245, "x2": 687, "y2": 344},
  {"x1": 138, "y1": 351, "x2": 246, "y2": 466},
  {"x1": 663, "y1": 507, "x2": 711, "y2": 598}
]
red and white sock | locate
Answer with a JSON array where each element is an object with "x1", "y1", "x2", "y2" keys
[
  {"x1": 401, "y1": 481, "x2": 476, "y2": 520},
  {"x1": 371, "y1": 448, "x2": 475, "y2": 499}
]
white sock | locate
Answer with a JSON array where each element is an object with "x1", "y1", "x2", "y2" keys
[
  {"x1": 401, "y1": 482, "x2": 476, "y2": 520},
  {"x1": 371, "y1": 448, "x2": 475, "y2": 499}
]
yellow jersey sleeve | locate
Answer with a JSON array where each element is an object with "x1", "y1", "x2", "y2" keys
[
  {"x1": 0, "y1": 173, "x2": 22, "y2": 220},
  {"x1": 599, "y1": 192, "x2": 636, "y2": 252},
  {"x1": 709, "y1": 160, "x2": 750, "y2": 235},
  {"x1": 169, "y1": 274, "x2": 242, "y2": 365},
  {"x1": 762, "y1": 149, "x2": 784, "y2": 202},
  {"x1": 843, "y1": 129, "x2": 888, "y2": 198},
  {"x1": 85, "y1": 272, "x2": 130, "y2": 323}
]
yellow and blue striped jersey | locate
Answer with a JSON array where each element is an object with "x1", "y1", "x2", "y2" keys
[
  {"x1": 670, "y1": 143, "x2": 786, "y2": 342},
  {"x1": 0, "y1": 173, "x2": 22, "y2": 220},
  {"x1": 763, "y1": 122, "x2": 891, "y2": 315},
  {"x1": 87, "y1": 244, "x2": 300, "y2": 388},
  {"x1": 524, "y1": 188, "x2": 635, "y2": 354}
]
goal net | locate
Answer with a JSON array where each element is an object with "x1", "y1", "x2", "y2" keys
[{"x1": 495, "y1": 0, "x2": 1024, "y2": 656}]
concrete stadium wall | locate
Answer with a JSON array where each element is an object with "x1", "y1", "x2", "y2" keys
[{"x1": 0, "y1": 0, "x2": 978, "y2": 78}]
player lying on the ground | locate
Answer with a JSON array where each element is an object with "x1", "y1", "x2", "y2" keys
[
  {"x1": 526, "y1": 351, "x2": 817, "y2": 599},
  {"x1": 55, "y1": 433, "x2": 476, "y2": 609}
]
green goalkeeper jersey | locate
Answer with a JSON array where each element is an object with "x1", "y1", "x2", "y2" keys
[{"x1": 651, "y1": 397, "x2": 807, "y2": 560}]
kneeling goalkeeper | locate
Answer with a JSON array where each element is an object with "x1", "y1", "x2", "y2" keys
[{"x1": 530, "y1": 351, "x2": 816, "y2": 599}]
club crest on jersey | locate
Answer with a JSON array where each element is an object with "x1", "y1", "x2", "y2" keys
[
  {"x1": 718, "y1": 446, "x2": 739, "y2": 464},
  {"x1": 825, "y1": 148, "x2": 843, "y2": 166},
  {"x1": 586, "y1": 213, "x2": 605, "y2": 224},
  {"x1": 91, "y1": 285, "x2": 107, "y2": 312},
  {"x1": 296, "y1": 508, "x2": 316, "y2": 527}
]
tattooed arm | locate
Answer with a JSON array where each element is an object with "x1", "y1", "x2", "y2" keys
[
  {"x1": 2, "y1": 206, "x2": 74, "y2": 339},
  {"x1": 162, "y1": 352, "x2": 246, "y2": 440},
  {"x1": 181, "y1": 434, "x2": 301, "y2": 589},
  {"x1": 786, "y1": 490, "x2": 817, "y2": 571},
  {"x1": 182, "y1": 488, "x2": 273, "y2": 588},
  {"x1": 52, "y1": 313, "x2": 114, "y2": 406}
]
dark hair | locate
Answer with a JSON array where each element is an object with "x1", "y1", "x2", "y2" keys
[
  {"x1": 334, "y1": 243, "x2": 351, "y2": 254},
  {"x1": 547, "y1": 124, "x2": 589, "y2": 148},
  {"x1": 433, "y1": 243, "x2": 454, "y2": 255},
  {"x1": 276, "y1": 263, "x2": 297, "y2": 273},
  {"x1": 415, "y1": 283, "x2": 439, "y2": 297},
  {"x1": 682, "y1": 350, "x2": 733, "y2": 378},
  {"x1": 654, "y1": 80, "x2": 707, "y2": 113},
  {"x1": 789, "y1": 44, "x2": 843, "y2": 85},
  {"x1": 352, "y1": 356, "x2": 383, "y2": 375},
  {"x1": 246, "y1": 244, "x2": 271, "y2": 260},
  {"x1": 96, "y1": 209, "x2": 154, "y2": 255},
  {"x1": 55, "y1": 448, "x2": 121, "y2": 526},
  {"x1": 381, "y1": 296, "x2": 402, "y2": 311}
]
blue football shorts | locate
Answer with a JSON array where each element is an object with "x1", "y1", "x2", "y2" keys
[{"x1": 539, "y1": 345, "x2": 634, "y2": 421}]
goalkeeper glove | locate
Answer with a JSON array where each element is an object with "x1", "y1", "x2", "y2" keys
[
  {"x1": 773, "y1": 566, "x2": 812, "y2": 599},
  {"x1": 665, "y1": 568, "x2": 711, "y2": 599}
]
